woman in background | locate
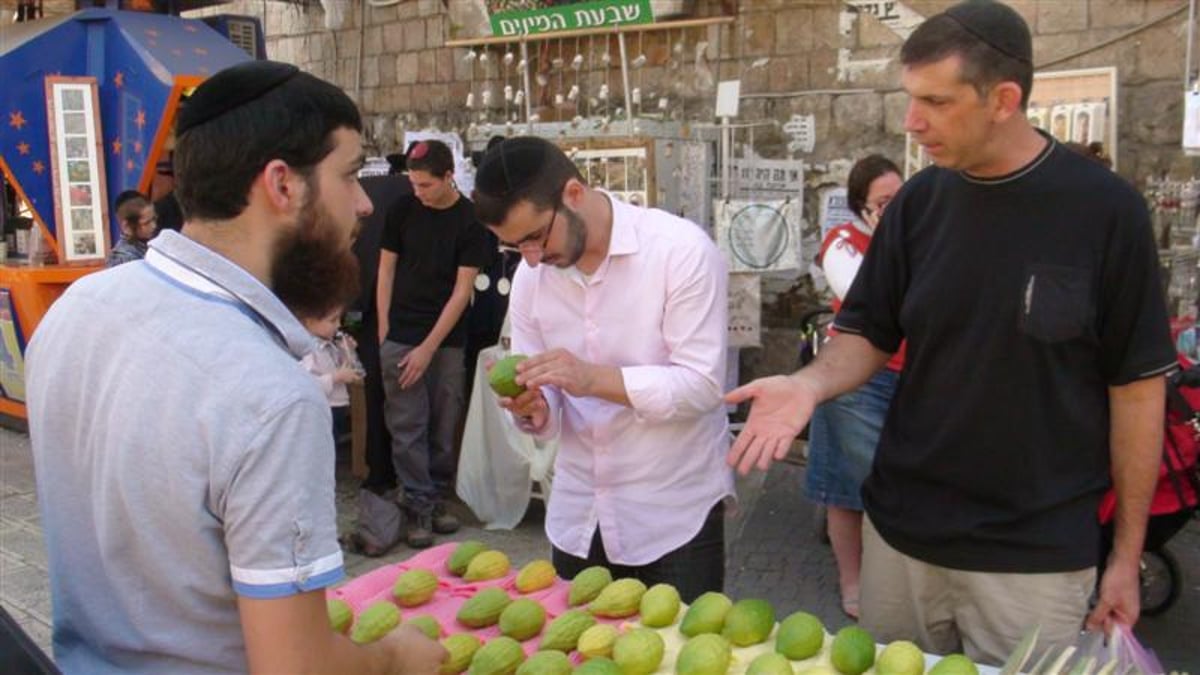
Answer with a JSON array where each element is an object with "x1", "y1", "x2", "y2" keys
[{"x1": 806, "y1": 155, "x2": 904, "y2": 620}]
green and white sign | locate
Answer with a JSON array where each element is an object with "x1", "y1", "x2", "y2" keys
[{"x1": 489, "y1": 0, "x2": 654, "y2": 37}]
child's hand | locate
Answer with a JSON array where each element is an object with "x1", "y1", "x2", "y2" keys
[{"x1": 333, "y1": 366, "x2": 363, "y2": 385}]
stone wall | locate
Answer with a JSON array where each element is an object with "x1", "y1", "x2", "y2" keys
[{"x1": 25, "y1": 0, "x2": 1194, "y2": 378}]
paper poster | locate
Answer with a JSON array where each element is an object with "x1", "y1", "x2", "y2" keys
[
  {"x1": 403, "y1": 130, "x2": 475, "y2": 196},
  {"x1": 728, "y1": 273, "x2": 761, "y2": 348},
  {"x1": 0, "y1": 289, "x2": 26, "y2": 402},
  {"x1": 819, "y1": 187, "x2": 856, "y2": 240},
  {"x1": 1184, "y1": 90, "x2": 1200, "y2": 155},
  {"x1": 714, "y1": 199, "x2": 802, "y2": 273}
]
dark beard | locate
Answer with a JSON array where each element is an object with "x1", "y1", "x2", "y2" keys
[
  {"x1": 548, "y1": 207, "x2": 587, "y2": 268},
  {"x1": 271, "y1": 196, "x2": 361, "y2": 319}
]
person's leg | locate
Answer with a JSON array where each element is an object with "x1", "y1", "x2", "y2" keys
[
  {"x1": 380, "y1": 341, "x2": 437, "y2": 547},
  {"x1": 632, "y1": 502, "x2": 725, "y2": 603},
  {"x1": 953, "y1": 567, "x2": 1095, "y2": 666},
  {"x1": 360, "y1": 316, "x2": 395, "y2": 491},
  {"x1": 860, "y1": 516, "x2": 961, "y2": 655},
  {"x1": 552, "y1": 529, "x2": 610, "y2": 581},
  {"x1": 826, "y1": 506, "x2": 864, "y2": 618},
  {"x1": 427, "y1": 346, "x2": 466, "y2": 534}
]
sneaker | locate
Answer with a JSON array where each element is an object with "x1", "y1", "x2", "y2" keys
[
  {"x1": 407, "y1": 512, "x2": 435, "y2": 549},
  {"x1": 433, "y1": 503, "x2": 460, "y2": 535}
]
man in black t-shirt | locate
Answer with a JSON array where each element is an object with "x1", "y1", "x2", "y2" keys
[
  {"x1": 377, "y1": 140, "x2": 490, "y2": 548},
  {"x1": 727, "y1": 1, "x2": 1175, "y2": 665}
]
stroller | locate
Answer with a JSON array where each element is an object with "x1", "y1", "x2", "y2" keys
[{"x1": 1097, "y1": 357, "x2": 1200, "y2": 616}]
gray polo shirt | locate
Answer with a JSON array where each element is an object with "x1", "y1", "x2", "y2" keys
[{"x1": 27, "y1": 230, "x2": 343, "y2": 674}]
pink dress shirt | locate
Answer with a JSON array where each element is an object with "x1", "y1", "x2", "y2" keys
[{"x1": 509, "y1": 194, "x2": 736, "y2": 565}]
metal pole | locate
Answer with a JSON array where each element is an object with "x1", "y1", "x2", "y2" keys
[
  {"x1": 521, "y1": 41, "x2": 533, "y2": 132},
  {"x1": 618, "y1": 31, "x2": 633, "y2": 126},
  {"x1": 1186, "y1": 0, "x2": 1197, "y2": 91}
]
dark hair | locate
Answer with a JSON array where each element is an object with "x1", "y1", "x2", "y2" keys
[
  {"x1": 406, "y1": 139, "x2": 454, "y2": 176},
  {"x1": 113, "y1": 189, "x2": 146, "y2": 214},
  {"x1": 846, "y1": 155, "x2": 901, "y2": 220},
  {"x1": 288, "y1": 258, "x2": 359, "y2": 322},
  {"x1": 900, "y1": 13, "x2": 1033, "y2": 109},
  {"x1": 116, "y1": 193, "x2": 151, "y2": 232},
  {"x1": 472, "y1": 136, "x2": 583, "y2": 226},
  {"x1": 173, "y1": 71, "x2": 362, "y2": 221}
]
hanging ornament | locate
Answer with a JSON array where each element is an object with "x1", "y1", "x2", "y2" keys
[
  {"x1": 598, "y1": 84, "x2": 609, "y2": 100},
  {"x1": 504, "y1": 85, "x2": 513, "y2": 102},
  {"x1": 571, "y1": 115, "x2": 583, "y2": 127},
  {"x1": 601, "y1": 51, "x2": 611, "y2": 65},
  {"x1": 536, "y1": 73, "x2": 549, "y2": 87},
  {"x1": 588, "y1": 96, "x2": 599, "y2": 109},
  {"x1": 567, "y1": 84, "x2": 580, "y2": 101},
  {"x1": 572, "y1": 53, "x2": 584, "y2": 69},
  {"x1": 631, "y1": 54, "x2": 647, "y2": 68},
  {"x1": 475, "y1": 274, "x2": 492, "y2": 292},
  {"x1": 529, "y1": 113, "x2": 541, "y2": 122},
  {"x1": 497, "y1": 278, "x2": 511, "y2": 296},
  {"x1": 463, "y1": 50, "x2": 477, "y2": 62},
  {"x1": 465, "y1": 92, "x2": 475, "y2": 109},
  {"x1": 631, "y1": 87, "x2": 642, "y2": 106},
  {"x1": 482, "y1": 88, "x2": 493, "y2": 107},
  {"x1": 658, "y1": 96, "x2": 669, "y2": 110},
  {"x1": 468, "y1": 122, "x2": 478, "y2": 135},
  {"x1": 552, "y1": 57, "x2": 564, "y2": 70},
  {"x1": 503, "y1": 51, "x2": 514, "y2": 66},
  {"x1": 514, "y1": 89, "x2": 525, "y2": 106},
  {"x1": 479, "y1": 51, "x2": 490, "y2": 63},
  {"x1": 517, "y1": 58, "x2": 527, "y2": 70},
  {"x1": 555, "y1": 92, "x2": 565, "y2": 107}
]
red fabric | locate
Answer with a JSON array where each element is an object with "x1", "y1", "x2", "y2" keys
[
  {"x1": 1098, "y1": 356, "x2": 1200, "y2": 524},
  {"x1": 817, "y1": 223, "x2": 906, "y2": 372}
]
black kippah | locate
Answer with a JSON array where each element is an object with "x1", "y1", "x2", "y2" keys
[
  {"x1": 943, "y1": 0, "x2": 1032, "y2": 64},
  {"x1": 176, "y1": 61, "x2": 300, "y2": 135},
  {"x1": 475, "y1": 136, "x2": 553, "y2": 197}
]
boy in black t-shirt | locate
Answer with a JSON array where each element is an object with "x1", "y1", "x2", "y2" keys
[
  {"x1": 376, "y1": 140, "x2": 490, "y2": 548},
  {"x1": 726, "y1": 1, "x2": 1175, "y2": 665}
]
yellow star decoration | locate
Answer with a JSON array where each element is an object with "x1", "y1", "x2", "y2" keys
[
  {"x1": 112, "y1": 139, "x2": 122, "y2": 155},
  {"x1": 32, "y1": 160, "x2": 45, "y2": 174},
  {"x1": 8, "y1": 111, "x2": 26, "y2": 130},
  {"x1": 114, "y1": 71, "x2": 125, "y2": 88},
  {"x1": 16, "y1": 142, "x2": 30, "y2": 156}
]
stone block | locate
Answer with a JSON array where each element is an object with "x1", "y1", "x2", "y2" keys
[
  {"x1": 773, "y1": 9, "x2": 813, "y2": 56},
  {"x1": 1036, "y1": 0, "x2": 1087, "y2": 34},
  {"x1": 417, "y1": 49, "x2": 438, "y2": 83},
  {"x1": 1127, "y1": 80, "x2": 1184, "y2": 146},
  {"x1": 435, "y1": 48, "x2": 456, "y2": 83},
  {"x1": 380, "y1": 54, "x2": 397, "y2": 87},
  {"x1": 426, "y1": 15, "x2": 446, "y2": 48},
  {"x1": 741, "y1": 11, "x2": 776, "y2": 57},
  {"x1": 807, "y1": 47, "x2": 840, "y2": 89},
  {"x1": 397, "y1": 0, "x2": 418, "y2": 20},
  {"x1": 810, "y1": 6, "x2": 847, "y2": 51},
  {"x1": 453, "y1": 48, "x2": 476, "y2": 81},
  {"x1": 383, "y1": 21, "x2": 406, "y2": 53},
  {"x1": 768, "y1": 55, "x2": 809, "y2": 93},
  {"x1": 397, "y1": 52, "x2": 419, "y2": 84},
  {"x1": 358, "y1": 87, "x2": 377, "y2": 114},
  {"x1": 837, "y1": 46, "x2": 900, "y2": 90},
  {"x1": 394, "y1": 84, "x2": 415, "y2": 113},
  {"x1": 884, "y1": 90, "x2": 910, "y2": 136},
  {"x1": 403, "y1": 19, "x2": 426, "y2": 52},
  {"x1": 1074, "y1": 29, "x2": 1136, "y2": 72},
  {"x1": 369, "y1": 4, "x2": 397, "y2": 24},
  {"x1": 362, "y1": 55, "x2": 381, "y2": 89},
  {"x1": 788, "y1": 95, "x2": 832, "y2": 154},
  {"x1": 1134, "y1": 24, "x2": 1187, "y2": 82},
  {"x1": 1088, "y1": 0, "x2": 1145, "y2": 28},
  {"x1": 365, "y1": 26, "x2": 382, "y2": 56},
  {"x1": 856, "y1": 9, "x2": 903, "y2": 49},
  {"x1": 418, "y1": 0, "x2": 440, "y2": 17},
  {"x1": 833, "y1": 92, "x2": 884, "y2": 135}
]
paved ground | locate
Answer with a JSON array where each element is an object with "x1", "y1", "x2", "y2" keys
[{"x1": 2, "y1": 427, "x2": 1197, "y2": 671}]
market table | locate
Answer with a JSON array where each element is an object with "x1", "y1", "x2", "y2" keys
[{"x1": 328, "y1": 543, "x2": 1002, "y2": 675}]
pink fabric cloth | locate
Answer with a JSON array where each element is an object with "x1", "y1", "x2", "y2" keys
[
  {"x1": 509, "y1": 194, "x2": 735, "y2": 566},
  {"x1": 329, "y1": 544, "x2": 620, "y2": 654}
]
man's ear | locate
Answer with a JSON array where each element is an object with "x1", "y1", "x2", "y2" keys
[
  {"x1": 991, "y1": 81, "x2": 1024, "y2": 123},
  {"x1": 258, "y1": 159, "x2": 306, "y2": 213},
  {"x1": 562, "y1": 177, "x2": 585, "y2": 209}
]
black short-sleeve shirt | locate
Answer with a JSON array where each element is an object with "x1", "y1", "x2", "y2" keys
[
  {"x1": 380, "y1": 194, "x2": 490, "y2": 347},
  {"x1": 835, "y1": 137, "x2": 1176, "y2": 572}
]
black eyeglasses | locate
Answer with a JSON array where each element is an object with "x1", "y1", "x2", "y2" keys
[{"x1": 497, "y1": 203, "x2": 558, "y2": 255}]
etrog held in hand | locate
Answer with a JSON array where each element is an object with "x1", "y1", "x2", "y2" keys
[{"x1": 488, "y1": 354, "x2": 529, "y2": 397}]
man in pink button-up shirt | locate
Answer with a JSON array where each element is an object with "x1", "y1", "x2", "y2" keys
[{"x1": 473, "y1": 137, "x2": 735, "y2": 601}]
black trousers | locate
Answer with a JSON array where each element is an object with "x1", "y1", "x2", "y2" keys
[{"x1": 552, "y1": 501, "x2": 725, "y2": 603}]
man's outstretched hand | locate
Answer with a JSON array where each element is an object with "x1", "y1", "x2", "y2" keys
[{"x1": 725, "y1": 375, "x2": 817, "y2": 475}]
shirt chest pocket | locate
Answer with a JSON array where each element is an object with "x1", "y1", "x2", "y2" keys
[{"x1": 1020, "y1": 263, "x2": 1094, "y2": 343}]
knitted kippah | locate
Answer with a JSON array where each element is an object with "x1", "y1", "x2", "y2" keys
[
  {"x1": 176, "y1": 60, "x2": 300, "y2": 135},
  {"x1": 942, "y1": 0, "x2": 1032, "y2": 64}
]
